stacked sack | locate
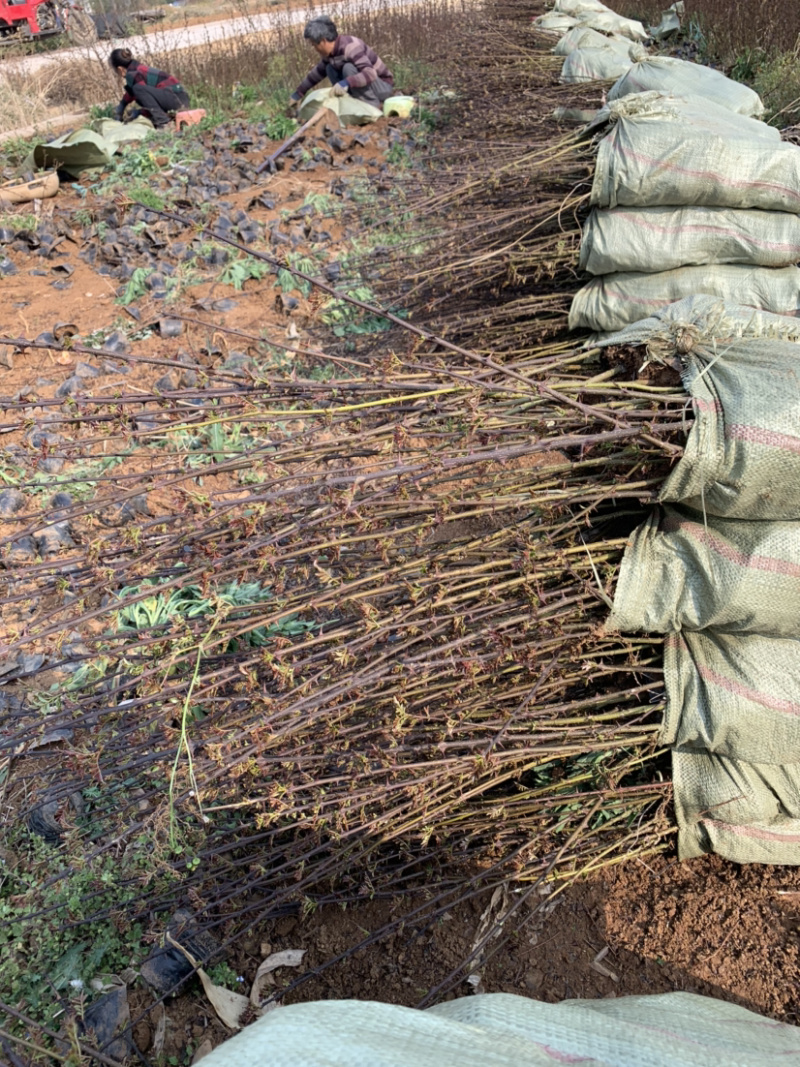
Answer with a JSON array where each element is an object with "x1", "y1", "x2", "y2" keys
[
  {"x1": 534, "y1": 0, "x2": 649, "y2": 83},
  {"x1": 599, "y1": 296, "x2": 800, "y2": 864},
  {"x1": 563, "y1": 14, "x2": 800, "y2": 334}
]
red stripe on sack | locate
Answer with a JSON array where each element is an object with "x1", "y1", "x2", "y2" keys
[
  {"x1": 614, "y1": 144, "x2": 800, "y2": 203},
  {"x1": 726, "y1": 424, "x2": 800, "y2": 454},
  {"x1": 698, "y1": 665, "x2": 800, "y2": 716},
  {"x1": 608, "y1": 212, "x2": 800, "y2": 253},
  {"x1": 703, "y1": 818, "x2": 800, "y2": 843},
  {"x1": 693, "y1": 398, "x2": 723, "y2": 413},
  {"x1": 661, "y1": 515, "x2": 800, "y2": 579}
]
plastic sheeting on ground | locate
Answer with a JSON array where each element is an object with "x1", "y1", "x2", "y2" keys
[
  {"x1": 198, "y1": 991, "x2": 800, "y2": 1067},
  {"x1": 298, "y1": 86, "x2": 383, "y2": 126},
  {"x1": 553, "y1": 25, "x2": 632, "y2": 55},
  {"x1": 607, "y1": 507, "x2": 800, "y2": 636},
  {"x1": 579, "y1": 205, "x2": 800, "y2": 274},
  {"x1": 560, "y1": 46, "x2": 634, "y2": 82},
  {"x1": 607, "y1": 54, "x2": 764, "y2": 117},
  {"x1": 31, "y1": 116, "x2": 155, "y2": 178},
  {"x1": 590, "y1": 96, "x2": 800, "y2": 212},
  {"x1": 569, "y1": 263, "x2": 800, "y2": 332}
]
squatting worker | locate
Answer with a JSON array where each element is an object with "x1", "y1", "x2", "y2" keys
[
  {"x1": 109, "y1": 48, "x2": 190, "y2": 130},
  {"x1": 290, "y1": 17, "x2": 394, "y2": 111}
]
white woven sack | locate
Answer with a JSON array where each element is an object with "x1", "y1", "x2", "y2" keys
[
  {"x1": 553, "y1": 26, "x2": 632, "y2": 56},
  {"x1": 569, "y1": 264, "x2": 800, "y2": 333},
  {"x1": 579, "y1": 206, "x2": 800, "y2": 274},
  {"x1": 608, "y1": 55, "x2": 764, "y2": 116},
  {"x1": 553, "y1": 0, "x2": 609, "y2": 15},
  {"x1": 532, "y1": 11, "x2": 579, "y2": 33},
  {"x1": 663, "y1": 630, "x2": 800, "y2": 762},
  {"x1": 591, "y1": 103, "x2": 800, "y2": 212},
  {"x1": 607, "y1": 506, "x2": 800, "y2": 637},
  {"x1": 579, "y1": 10, "x2": 649, "y2": 40},
  {"x1": 673, "y1": 746, "x2": 800, "y2": 863},
  {"x1": 199, "y1": 991, "x2": 800, "y2": 1067},
  {"x1": 660, "y1": 338, "x2": 800, "y2": 520},
  {"x1": 587, "y1": 91, "x2": 779, "y2": 145},
  {"x1": 595, "y1": 294, "x2": 800, "y2": 347},
  {"x1": 561, "y1": 47, "x2": 633, "y2": 83}
]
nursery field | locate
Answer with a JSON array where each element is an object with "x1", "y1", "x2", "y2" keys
[{"x1": 1, "y1": 0, "x2": 800, "y2": 1061}]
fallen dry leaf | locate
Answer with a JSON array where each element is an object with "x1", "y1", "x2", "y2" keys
[
  {"x1": 250, "y1": 948, "x2": 306, "y2": 1007},
  {"x1": 167, "y1": 934, "x2": 251, "y2": 1030}
]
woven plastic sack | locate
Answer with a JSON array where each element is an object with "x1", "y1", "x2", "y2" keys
[
  {"x1": 586, "y1": 90, "x2": 779, "y2": 145},
  {"x1": 591, "y1": 100, "x2": 800, "y2": 212},
  {"x1": 569, "y1": 264, "x2": 800, "y2": 333},
  {"x1": 554, "y1": 25, "x2": 633, "y2": 55},
  {"x1": 579, "y1": 206, "x2": 800, "y2": 275},
  {"x1": 673, "y1": 745, "x2": 800, "y2": 862},
  {"x1": 561, "y1": 46, "x2": 634, "y2": 82},
  {"x1": 607, "y1": 506, "x2": 800, "y2": 636},
  {"x1": 658, "y1": 338, "x2": 800, "y2": 520},
  {"x1": 608, "y1": 55, "x2": 764, "y2": 117},
  {"x1": 579, "y1": 10, "x2": 649, "y2": 40},
  {"x1": 662, "y1": 630, "x2": 800, "y2": 761},
  {"x1": 595, "y1": 294, "x2": 800, "y2": 347},
  {"x1": 553, "y1": 0, "x2": 610, "y2": 15},
  {"x1": 298, "y1": 86, "x2": 382, "y2": 126},
  {"x1": 532, "y1": 11, "x2": 579, "y2": 33},
  {"x1": 199, "y1": 991, "x2": 800, "y2": 1067}
]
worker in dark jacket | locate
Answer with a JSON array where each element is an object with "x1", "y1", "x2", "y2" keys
[
  {"x1": 290, "y1": 18, "x2": 394, "y2": 111},
  {"x1": 109, "y1": 48, "x2": 190, "y2": 129}
]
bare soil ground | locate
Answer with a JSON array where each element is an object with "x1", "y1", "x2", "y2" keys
[{"x1": 126, "y1": 854, "x2": 800, "y2": 1059}]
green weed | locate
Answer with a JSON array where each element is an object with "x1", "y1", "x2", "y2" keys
[
  {"x1": 119, "y1": 267, "x2": 151, "y2": 304},
  {"x1": 220, "y1": 255, "x2": 271, "y2": 291}
]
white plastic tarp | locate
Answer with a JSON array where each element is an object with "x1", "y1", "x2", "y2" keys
[
  {"x1": 579, "y1": 206, "x2": 800, "y2": 274},
  {"x1": 569, "y1": 264, "x2": 800, "y2": 333},
  {"x1": 608, "y1": 55, "x2": 764, "y2": 117}
]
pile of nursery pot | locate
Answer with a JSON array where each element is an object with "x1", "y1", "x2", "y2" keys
[{"x1": 536, "y1": 0, "x2": 800, "y2": 864}]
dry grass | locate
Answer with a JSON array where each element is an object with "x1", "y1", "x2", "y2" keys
[
  {"x1": 614, "y1": 0, "x2": 800, "y2": 61},
  {"x1": 0, "y1": 0, "x2": 452, "y2": 138}
]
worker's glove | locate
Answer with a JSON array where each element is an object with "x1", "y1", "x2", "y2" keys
[
  {"x1": 113, "y1": 105, "x2": 125, "y2": 122},
  {"x1": 332, "y1": 81, "x2": 349, "y2": 97}
]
